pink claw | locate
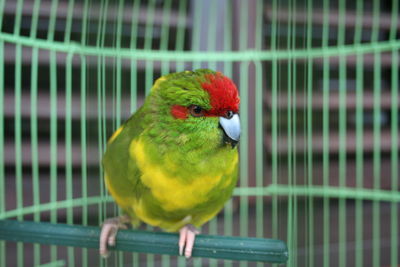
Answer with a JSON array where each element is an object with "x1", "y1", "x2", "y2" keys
[
  {"x1": 178, "y1": 225, "x2": 199, "y2": 259},
  {"x1": 99, "y1": 216, "x2": 129, "y2": 258}
]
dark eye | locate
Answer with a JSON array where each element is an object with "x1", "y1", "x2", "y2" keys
[
  {"x1": 226, "y1": 111, "x2": 234, "y2": 119},
  {"x1": 189, "y1": 105, "x2": 205, "y2": 117}
]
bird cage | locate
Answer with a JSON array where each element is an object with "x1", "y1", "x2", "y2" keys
[{"x1": 0, "y1": 0, "x2": 399, "y2": 266}]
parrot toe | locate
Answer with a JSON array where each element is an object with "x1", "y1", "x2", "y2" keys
[
  {"x1": 178, "y1": 224, "x2": 200, "y2": 259},
  {"x1": 99, "y1": 215, "x2": 130, "y2": 258}
]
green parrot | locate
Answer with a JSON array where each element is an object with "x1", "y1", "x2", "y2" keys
[{"x1": 99, "y1": 69, "x2": 241, "y2": 258}]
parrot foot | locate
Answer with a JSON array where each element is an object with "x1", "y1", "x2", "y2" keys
[
  {"x1": 178, "y1": 224, "x2": 200, "y2": 259},
  {"x1": 99, "y1": 215, "x2": 130, "y2": 258}
]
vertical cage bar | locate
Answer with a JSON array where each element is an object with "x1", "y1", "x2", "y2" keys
[
  {"x1": 129, "y1": 0, "x2": 140, "y2": 115},
  {"x1": 100, "y1": 0, "x2": 108, "y2": 159},
  {"x1": 96, "y1": 5, "x2": 106, "y2": 267},
  {"x1": 13, "y1": 0, "x2": 24, "y2": 266},
  {"x1": 30, "y1": 46, "x2": 40, "y2": 267},
  {"x1": 30, "y1": 0, "x2": 41, "y2": 37},
  {"x1": 47, "y1": 0, "x2": 59, "y2": 262},
  {"x1": 101, "y1": 61, "x2": 107, "y2": 267},
  {"x1": 175, "y1": 0, "x2": 187, "y2": 52},
  {"x1": 337, "y1": 0, "x2": 347, "y2": 266},
  {"x1": 0, "y1": 0, "x2": 4, "y2": 237},
  {"x1": 144, "y1": 0, "x2": 156, "y2": 99},
  {"x1": 372, "y1": 55, "x2": 382, "y2": 267},
  {"x1": 306, "y1": 0, "x2": 314, "y2": 265},
  {"x1": 389, "y1": 5, "x2": 399, "y2": 267},
  {"x1": 389, "y1": 1, "x2": 399, "y2": 40},
  {"x1": 291, "y1": 1, "x2": 299, "y2": 262},
  {"x1": 110, "y1": 37, "x2": 118, "y2": 267},
  {"x1": 190, "y1": 0, "x2": 203, "y2": 71},
  {"x1": 206, "y1": 1, "x2": 218, "y2": 52},
  {"x1": 286, "y1": 0, "x2": 294, "y2": 265},
  {"x1": 64, "y1": 0, "x2": 75, "y2": 43},
  {"x1": 0, "y1": 0, "x2": 4, "y2": 32},
  {"x1": 159, "y1": 0, "x2": 172, "y2": 77},
  {"x1": 223, "y1": 3, "x2": 233, "y2": 267},
  {"x1": 143, "y1": 0, "x2": 156, "y2": 50},
  {"x1": 270, "y1": 2, "x2": 278, "y2": 254},
  {"x1": 174, "y1": 0, "x2": 187, "y2": 72},
  {"x1": 390, "y1": 49, "x2": 399, "y2": 267},
  {"x1": 206, "y1": 2, "x2": 219, "y2": 267},
  {"x1": 47, "y1": 0, "x2": 59, "y2": 41},
  {"x1": 238, "y1": 0, "x2": 249, "y2": 263},
  {"x1": 254, "y1": 0, "x2": 263, "y2": 51},
  {"x1": 338, "y1": 57, "x2": 347, "y2": 267},
  {"x1": 144, "y1": 2, "x2": 156, "y2": 267},
  {"x1": 49, "y1": 51, "x2": 58, "y2": 262},
  {"x1": 14, "y1": 43, "x2": 23, "y2": 267},
  {"x1": 80, "y1": 0, "x2": 89, "y2": 264},
  {"x1": 254, "y1": 61, "x2": 263, "y2": 239},
  {"x1": 239, "y1": 62, "x2": 249, "y2": 267},
  {"x1": 29, "y1": 2, "x2": 41, "y2": 264},
  {"x1": 145, "y1": 60, "x2": 154, "y2": 99},
  {"x1": 190, "y1": 0, "x2": 201, "y2": 52},
  {"x1": 115, "y1": 0, "x2": 124, "y2": 129},
  {"x1": 0, "y1": 40, "x2": 4, "y2": 267},
  {"x1": 254, "y1": 3, "x2": 264, "y2": 266},
  {"x1": 129, "y1": 4, "x2": 140, "y2": 264},
  {"x1": 13, "y1": 0, "x2": 23, "y2": 35},
  {"x1": 160, "y1": 0, "x2": 173, "y2": 51},
  {"x1": 130, "y1": 0, "x2": 140, "y2": 50},
  {"x1": 354, "y1": 50, "x2": 364, "y2": 267},
  {"x1": 321, "y1": 0, "x2": 330, "y2": 265},
  {"x1": 238, "y1": 2, "x2": 249, "y2": 267},
  {"x1": 0, "y1": 19, "x2": 3, "y2": 267},
  {"x1": 112, "y1": 1, "x2": 121, "y2": 263},
  {"x1": 0, "y1": 6, "x2": 5, "y2": 267},
  {"x1": 354, "y1": 1, "x2": 364, "y2": 267},
  {"x1": 64, "y1": 0, "x2": 75, "y2": 267},
  {"x1": 81, "y1": 0, "x2": 89, "y2": 46},
  {"x1": 80, "y1": 54, "x2": 88, "y2": 267},
  {"x1": 96, "y1": 53, "x2": 104, "y2": 267},
  {"x1": 371, "y1": 1, "x2": 381, "y2": 266},
  {"x1": 65, "y1": 51, "x2": 74, "y2": 267},
  {"x1": 96, "y1": 3, "x2": 107, "y2": 256}
]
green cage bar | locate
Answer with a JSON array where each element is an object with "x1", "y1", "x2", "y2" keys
[{"x1": 0, "y1": 0, "x2": 399, "y2": 266}]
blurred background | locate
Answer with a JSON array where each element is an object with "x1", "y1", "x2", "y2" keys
[{"x1": 0, "y1": 0, "x2": 399, "y2": 266}]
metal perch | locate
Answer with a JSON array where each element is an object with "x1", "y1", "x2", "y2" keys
[{"x1": 0, "y1": 220, "x2": 288, "y2": 263}]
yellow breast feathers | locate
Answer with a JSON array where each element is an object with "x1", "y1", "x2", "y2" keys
[{"x1": 129, "y1": 138, "x2": 238, "y2": 211}]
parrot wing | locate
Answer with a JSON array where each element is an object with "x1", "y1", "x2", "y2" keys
[{"x1": 102, "y1": 107, "x2": 148, "y2": 224}]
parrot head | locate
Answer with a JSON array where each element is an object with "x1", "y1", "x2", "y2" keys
[{"x1": 141, "y1": 69, "x2": 240, "y2": 150}]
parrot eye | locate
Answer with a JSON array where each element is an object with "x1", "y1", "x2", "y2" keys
[
  {"x1": 226, "y1": 110, "x2": 234, "y2": 119},
  {"x1": 189, "y1": 105, "x2": 205, "y2": 117}
]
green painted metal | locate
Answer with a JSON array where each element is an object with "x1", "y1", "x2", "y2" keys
[
  {"x1": 0, "y1": 0, "x2": 399, "y2": 266},
  {"x1": 0, "y1": 40, "x2": 4, "y2": 267},
  {"x1": 0, "y1": 220, "x2": 288, "y2": 263}
]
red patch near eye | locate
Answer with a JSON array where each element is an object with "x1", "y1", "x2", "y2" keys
[
  {"x1": 201, "y1": 73, "x2": 240, "y2": 116},
  {"x1": 171, "y1": 105, "x2": 188, "y2": 119}
]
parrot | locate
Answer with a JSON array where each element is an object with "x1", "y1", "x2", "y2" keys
[{"x1": 99, "y1": 69, "x2": 241, "y2": 258}]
